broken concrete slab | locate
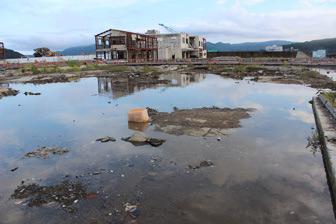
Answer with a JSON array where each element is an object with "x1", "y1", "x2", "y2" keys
[{"x1": 312, "y1": 96, "x2": 336, "y2": 209}]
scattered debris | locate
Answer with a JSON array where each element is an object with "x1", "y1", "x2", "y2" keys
[
  {"x1": 125, "y1": 203, "x2": 141, "y2": 219},
  {"x1": 10, "y1": 167, "x2": 19, "y2": 172},
  {"x1": 196, "y1": 65, "x2": 336, "y2": 90},
  {"x1": 24, "y1": 74, "x2": 78, "y2": 84},
  {"x1": 85, "y1": 192, "x2": 98, "y2": 200},
  {"x1": 188, "y1": 160, "x2": 214, "y2": 170},
  {"x1": 25, "y1": 147, "x2": 69, "y2": 159},
  {"x1": 0, "y1": 88, "x2": 19, "y2": 99},
  {"x1": 147, "y1": 107, "x2": 253, "y2": 137},
  {"x1": 122, "y1": 133, "x2": 165, "y2": 147},
  {"x1": 96, "y1": 136, "x2": 116, "y2": 143},
  {"x1": 24, "y1": 92, "x2": 41, "y2": 96},
  {"x1": 11, "y1": 181, "x2": 87, "y2": 212}
]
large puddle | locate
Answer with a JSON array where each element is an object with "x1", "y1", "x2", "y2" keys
[{"x1": 0, "y1": 73, "x2": 335, "y2": 223}]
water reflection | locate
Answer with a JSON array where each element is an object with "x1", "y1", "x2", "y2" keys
[
  {"x1": 0, "y1": 74, "x2": 335, "y2": 224},
  {"x1": 0, "y1": 83, "x2": 9, "y2": 88},
  {"x1": 128, "y1": 122, "x2": 149, "y2": 132},
  {"x1": 97, "y1": 73, "x2": 206, "y2": 99}
]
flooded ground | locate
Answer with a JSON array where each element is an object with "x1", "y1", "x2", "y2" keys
[{"x1": 0, "y1": 73, "x2": 335, "y2": 224}]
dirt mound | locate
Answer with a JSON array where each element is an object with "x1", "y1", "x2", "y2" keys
[{"x1": 148, "y1": 107, "x2": 254, "y2": 137}]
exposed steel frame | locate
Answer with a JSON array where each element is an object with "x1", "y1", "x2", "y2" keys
[
  {"x1": 95, "y1": 29, "x2": 158, "y2": 63},
  {"x1": 0, "y1": 42, "x2": 4, "y2": 60}
]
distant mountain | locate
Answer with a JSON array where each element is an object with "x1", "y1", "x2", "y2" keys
[
  {"x1": 59, "y1": 45, "x2": 95, "y2": 56},
  {"x1": 284, "y1": 38, "x2": 336, "y2": 55},
  {"x1": 206, "y1": 40, "x2": 292, "y2": 52},
  {"x1": 4, "y1": 49, "x2": 25, "y2": 59}
]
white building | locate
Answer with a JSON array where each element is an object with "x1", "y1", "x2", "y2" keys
[
  {"x1": 265, "y1": 45, "x2": 283, "y2": 52},
  {"x1": 312, "y1": 50, "x2": 327, "y2": 59},
  {"x1": 149, "y1": 31, "x2": 207, "y2": 60}
]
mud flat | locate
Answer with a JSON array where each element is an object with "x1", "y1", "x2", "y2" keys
[
  {"x1": 190, "y1": 65, "x2": 336, "y2": 89},
  {"x1": 1, "y1": 65, "x2": 336, "y2": 90},
  {"x1": 148, "y1": 107, "x2": 254, "y2": 137}
]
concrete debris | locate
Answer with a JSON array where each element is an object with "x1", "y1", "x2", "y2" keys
[
  {"x1": 188, "y1": 160, "x2": 214, "y2": 170},
  {"x1": 10, "y1": 167, "x2": 19, "y2": 172},
  {"x1": 96, "y1": 136, "x2": 116, "y2": 143},
  {"x1": 125, "y1": 203, "x2": 141, "y2": 219},
  {"x1": 24, "y1": 92, "x2": 41, "y2": 96},
  {"x1": 122, "y1": 133, "x2": 165, "y2": 147},
  {"x1": 25, "y1": 147, "x2": 69, "y2": 159},
  {"x1": 11, "y1": 181, "x2": 87, "y2": 213},
  {"x1": 0, "y1": 88, "x2": 19, "y2": 99}
]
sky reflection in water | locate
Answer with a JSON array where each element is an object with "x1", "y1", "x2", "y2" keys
[{"x1": 0, "y1": 74, "x2": 333, "y2": 224}]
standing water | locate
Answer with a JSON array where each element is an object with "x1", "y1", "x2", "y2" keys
[{"x1": 0, "y1": 73, "x2": 334, "y2": 224}]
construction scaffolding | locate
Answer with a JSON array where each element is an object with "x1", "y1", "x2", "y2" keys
[
  {"x1": 95, "y1": 29, "x2": 158, "y2": 63},
  {"x1": 0, "y1": 42, "x2": 4, "y2": 60}
]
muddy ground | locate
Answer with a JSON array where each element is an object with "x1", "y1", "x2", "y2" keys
[
  {"x1": 11, "y1": 180, "x2": 87, "y2": 213},
  {"x1": 0, "y1": 64, "x2": 335, "y2": 101},
  {"x1": 0, "y1": 87, "x2": 19, "y2": 99},
  {"x1": 147, "y1": 107, "x2": 253, "y2": 137},
  {"x1": 190, "y1": 65, "x2": 336, "y2": 90},
  {"x1": 1, "y1": 64, "x2": 335, "y2": 89}
]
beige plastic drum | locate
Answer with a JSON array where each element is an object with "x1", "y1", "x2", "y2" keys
[{"x1": 128, "y1": 108, "x2": 150, "y2": 123}]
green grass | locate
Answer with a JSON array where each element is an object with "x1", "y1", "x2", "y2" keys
[
  {"x1": 140, "y1": 65, "x2": 158, "y2": 73},
  {"x1": 30, "y1": 65, "x2": 40, "y2": 74},
  {"x1": 321, "y1": 91, "x2": 336, "y2": 107},
  {"x1": 100, "y1": 65, "x2": 131, "y2": 72},
  {"x1": 66, "y1": 60, "x2": 80, "y2": 67},
  {"x1": 85, "y1": 63, "x2": 100, "y2": 70}
]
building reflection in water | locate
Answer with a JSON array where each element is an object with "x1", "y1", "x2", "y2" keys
[
  {"x1": 0, "y1": 83, "x2": 9, "y2": 88},
  {"x1": 97, "y1": 73, "x2": 206, "y2": 99}
]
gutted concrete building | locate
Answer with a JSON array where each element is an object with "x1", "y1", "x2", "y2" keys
[
  {"x1": 0, "y1": 42, "x2": 4, "y2": 60},
  {"x1": 95, "y1": 29, "x2": 158, "y2": 62},
  {"x1": 150, "y1": 32, "x2": 207, "y2": 60}
]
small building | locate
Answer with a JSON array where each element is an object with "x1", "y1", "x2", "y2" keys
[
  {"x1": 0, "y1": 42, "x2": 4, "y2": 60},
  {"x1": 312, "y1": 50, "x2": 327, "y2": 59},
  {"x1": 95, "y1": 29, "x2": 158, "y2": 62},
  {"x1": 265, "y1": 45, "x2": 283, "y2": 52},
  {"x1": 153, "y1": 32, "x2": 207, "y2": 60}
]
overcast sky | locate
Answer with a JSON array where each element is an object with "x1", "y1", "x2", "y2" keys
[{"x1": 1, "y1": 0, "x2": 336, "y2": 54}]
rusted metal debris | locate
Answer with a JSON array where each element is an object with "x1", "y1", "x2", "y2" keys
[{"x1": 0, "y1": 42, "x2": 4, "y2": 60}]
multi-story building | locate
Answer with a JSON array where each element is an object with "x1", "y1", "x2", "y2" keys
[
  {"x1": 265, "y1": 45, "x2": 283, "y2": 52},
  {"x1": 151, "y1": 32, "x2": 207, "y2": 60},
  {"x1": 95, "y1": 29, "x2": 158, "y2": 62},
  {"x1": 312, "y1": 50, "x2": 327, "y2": 59},
  {"x1": 0, "y1": 42, "x2": 4, "y2": 60}
]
